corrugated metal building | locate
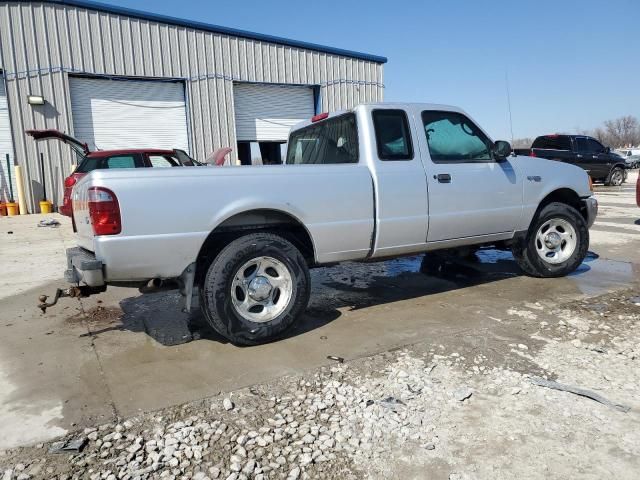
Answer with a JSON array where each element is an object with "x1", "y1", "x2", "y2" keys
[{"x1": 0, "y1": 0, "x2": 386, "y2": 212}]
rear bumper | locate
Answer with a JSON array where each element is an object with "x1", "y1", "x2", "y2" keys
[
  {"x1": 584, "y1": 196, "x2": 598, "y2": 229},
  {"x1": 65, "y1": 247, "x2": 105, "y2": 287}
]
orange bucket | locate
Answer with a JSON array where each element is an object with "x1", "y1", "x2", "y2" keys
[{"x1": 6, "y1": 202, "x2": 19, "y2": 216}]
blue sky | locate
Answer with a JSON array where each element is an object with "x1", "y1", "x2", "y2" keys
[{"x1": 115, "y1": 0, "x2": 639, "y2": 141}]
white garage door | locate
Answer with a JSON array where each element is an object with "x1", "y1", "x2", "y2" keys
[
  {"x1": 70, "y1": 77, "x2": 189, "y2": 151},
  {"x1": 0, "y1": 76, "x2": 17, "y2": 203},
  {"x1": 234, "y1": 83, "x2": 315, "y2": 142}
]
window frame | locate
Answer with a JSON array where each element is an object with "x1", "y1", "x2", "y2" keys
[
  {"x1": 372, "y1": 109, "x2": 414, "y2": 161},
  {"x1": 285, "y1": 112, "x2": 360, "y2": 165},
  {"x1": 421, "y1": 110, "x2": 495, "y2": 164}
]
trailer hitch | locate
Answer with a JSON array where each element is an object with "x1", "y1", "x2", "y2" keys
[
  {"x1": 38, "y1": 287, "x2": 83, "y2": 313},
  {"x1": 38, "y1": 283, "x2": 108, "y2": 313}
]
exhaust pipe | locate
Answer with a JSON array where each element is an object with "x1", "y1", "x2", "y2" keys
[{"x1": 139, "y1": 278, "x2": 179, "y2": 294}]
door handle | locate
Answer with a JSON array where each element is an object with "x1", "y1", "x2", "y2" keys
[
  {"x1": 435, "y1": 173, "x2": 451, "y2": 183},
  {"x1": 592, "y1": 155, "x2": 598, "y2": 159},
  {"x1": 576, "y1": 154, "x2": 583, "y2": 158}
]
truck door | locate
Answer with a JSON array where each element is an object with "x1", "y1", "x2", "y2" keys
[
  {"x1": 419, "y1": 110, "x2": 522, "y2": 242},
  {"x1": 586, "y1": 137, "x2": 613, "y2": 179},
  {"x1": 574, "y1": 137, "x2": 609, "y2": 180},
  {"x1": 368, "y1": 108, "x2": 429, "y2": 257}
]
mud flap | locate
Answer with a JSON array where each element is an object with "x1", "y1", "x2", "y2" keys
[{"x1": 180, "y1": 263, "x2": 196, "y2": 313}]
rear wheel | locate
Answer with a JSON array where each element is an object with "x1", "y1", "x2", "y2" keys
[
  {"x1": 512, "y1": 202, "x2": 588, "y2": 278},
  {"x1": 199, "y1": 233, "x2": 310, "y2": 345},
  {"x1": 605, "y1": 167, "x2": 625, "y2": 186}
]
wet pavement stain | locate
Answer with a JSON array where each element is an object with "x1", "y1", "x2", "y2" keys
[{"x1": 76, "y1": 249, "x2": 640, "y2": 348}]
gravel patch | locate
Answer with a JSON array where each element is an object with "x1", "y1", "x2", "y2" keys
[{"x1": 1, "y1": 291, "x2": 638, "y2": 479}]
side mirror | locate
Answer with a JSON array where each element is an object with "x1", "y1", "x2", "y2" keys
[
  {"x1": 493, "y1": 140, "x2": 512, "y2": 161},
  {"x1": 605, "y1": 146, "x2": 611, "y2": 153}
]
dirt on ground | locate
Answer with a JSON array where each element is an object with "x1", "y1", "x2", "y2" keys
[{"x1": 1, "y1": 289, "x2": 638, "y2": 480}]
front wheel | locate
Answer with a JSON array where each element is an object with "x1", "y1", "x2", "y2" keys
[
  {"x1": 199, "y1": 233, "x2": 310, "y2": 345},
  {"x1": 512, "y1": 202, "x2": 589, "y2": 278},
  {"x1": 605, "y1": 167, "x2": 625, "y2": 186}
]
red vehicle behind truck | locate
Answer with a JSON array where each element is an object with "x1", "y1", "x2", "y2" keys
[{"x1": 26, "y1": 130, "x2": 199, "y2": 216}]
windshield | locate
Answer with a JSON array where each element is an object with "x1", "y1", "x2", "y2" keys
[{"x1": 174, "y1": 149, "x2": 202, "y2": 166}]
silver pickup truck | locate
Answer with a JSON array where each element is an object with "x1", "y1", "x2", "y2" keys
[{"x1": 63, "y1": 103, "x2": 597, "y2": 345}]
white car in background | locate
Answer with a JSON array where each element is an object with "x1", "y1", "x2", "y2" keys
[{"x1": 615, "y1": 148, "x2": 640, "y2": 168}]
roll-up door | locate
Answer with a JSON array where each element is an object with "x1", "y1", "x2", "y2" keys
[
  {"x1": 234, "y1": 83, "x2": 314, "y2": 142},
  {"x1": 69, "y1": 77, "x2": 189, "y2": 151}
]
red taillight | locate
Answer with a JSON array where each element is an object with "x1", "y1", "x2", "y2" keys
[
  {"x1": 64, "y1": 175, "x2": 77, "y2": 188},
  {"x1": 88, "y1": 187, "x2": 121, "y2": 236},
  {"x1": 530, "y1": 150, "x2": 537, "y2": 157},
  {"x1": 311, "y1": 112, "x2": 329, "y2": 123}
]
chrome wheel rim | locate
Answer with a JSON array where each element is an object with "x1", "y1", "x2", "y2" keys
[
  {"x1": 230, "y1": 256, "x2": 293, "y2": 323},
  {"x1": 535, "y1": 218, "x2": 577, "y2": 265},
  {"x1": 611, "y1": 169, "x2": 623, "y2": 186}
]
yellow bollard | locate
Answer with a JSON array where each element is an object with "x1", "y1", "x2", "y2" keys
[{"x1": 14, "y1": 165, "x2": 29, "y2": 215}]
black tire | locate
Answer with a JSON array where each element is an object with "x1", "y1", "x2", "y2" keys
[
  {"x1": 512, "y1": 202, "x2": 589, "y2": 278},
  {"x1": 605, "y1": 166, "x2": 625, "y2": 186},
  {"x1": 199, "y1": 232, "x2": 310, "y2": 346}
]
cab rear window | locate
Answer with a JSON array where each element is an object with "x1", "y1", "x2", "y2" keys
[{"x1": 286, "y1": 113, "x2": 358, "y2": 165}]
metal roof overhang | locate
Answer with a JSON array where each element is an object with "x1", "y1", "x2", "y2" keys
[{"x1": 33, "y1": 0, "x2": 388, "y2": 64}]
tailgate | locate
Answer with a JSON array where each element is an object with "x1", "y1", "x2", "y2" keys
[{"x1": 71, "y1": 178, "x2": 95, "y2": 251}]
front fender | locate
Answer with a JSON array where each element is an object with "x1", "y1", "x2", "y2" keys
[{"x1": 517, "y1": 157, "x2": 592, "y2": 230}]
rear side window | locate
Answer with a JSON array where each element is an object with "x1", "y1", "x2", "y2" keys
[
  {"x1": 106, "y1": 155, "x2": 136, "y2": 168},
  {"x1": 286, "y1": 113, "x2": 358, "y2": 165},
  {"x1": 372, "y1": 110, "x2": 413, "y2": 160},
  {"x1": 76, "y1": 154, "x2": 142, "y2": 173},
  {"x1": 531, "y1": 136, "x2": 571, "y2": 150},
  {"x1": 148, "y1": 155, "x2": 180, "y2": 168},
  {"x1": 422, "y1": 110, "x2": 492, "y2": 162}
]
